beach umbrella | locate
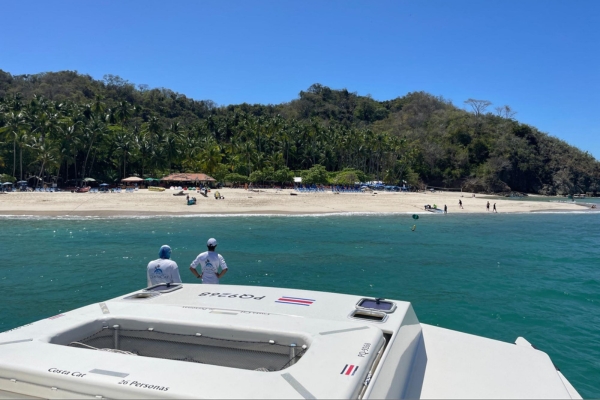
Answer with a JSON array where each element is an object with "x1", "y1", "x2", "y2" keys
[
  {"x1": 2, "y1": 182, "x2": 13, "y2": 185},
  {"x1": 16, "y1": 181, "x2": 27, "y2": 184},
  {"x1": 99, "y1": 183, "x2": 110, "y2": 187},
  {"x1": 144, "y1": 177, "x2": 158, "y2": 181},
  {"x1": 83, "y1": 177, "x2": 96, "y2": 182},
  {"x1": 122, "y1": 176, "x2": 143, "y2": 182}
]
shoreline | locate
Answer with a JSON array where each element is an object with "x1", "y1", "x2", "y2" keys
[
  {"x1": 0, "y1": 188, "x2": 596, "y2": 217},
  {"x1": 0, "y1": 210, "x2": 596, "y2": 219}
]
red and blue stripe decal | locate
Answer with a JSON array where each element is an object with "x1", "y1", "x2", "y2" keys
[
  {"x1": 275, "y1": 296, "x2": 315, "y2": 306},
  {"x1": 340, "y1": 364, "x2": 359, "y2": 376}
]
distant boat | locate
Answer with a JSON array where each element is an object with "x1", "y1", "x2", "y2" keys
[{"x1": 426, "y1": 208, "x2": 444, "y2": 213}]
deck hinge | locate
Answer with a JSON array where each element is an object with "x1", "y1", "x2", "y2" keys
[{"x1": 363, "y1": 372, "x2": 372, "y2": 387}]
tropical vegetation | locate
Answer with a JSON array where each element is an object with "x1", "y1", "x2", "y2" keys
[{"x1": 0, "y1": 69, "x2": 598, "y2": 195}]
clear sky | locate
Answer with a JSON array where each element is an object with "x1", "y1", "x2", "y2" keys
[{"x1": 1, "y1": 0, "x2": 599, "y2": 158}]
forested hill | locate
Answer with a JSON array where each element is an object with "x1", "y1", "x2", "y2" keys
[{"x1": 0, "y1": 69, "x2": 598, "y2": 195}]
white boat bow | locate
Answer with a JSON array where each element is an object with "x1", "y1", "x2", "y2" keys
[{"x1": 0, "y1": 284, "x2": 581, "y2": 399}]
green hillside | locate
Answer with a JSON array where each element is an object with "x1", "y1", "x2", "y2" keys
[{"x1": 0, "y1": 70, "x2": 598, "y2": 194}]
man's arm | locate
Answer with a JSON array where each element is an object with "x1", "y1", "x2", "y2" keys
[
  {"x1": 189, "y1": 266, "x2": 202, "y2": 279},
  {"x1": 217, "y1": 255, "x2": 228, "y2": 279},
  {"x1": 171, "y1": 262, "x2": 182, "y2": 283},
  {"x1": 147, "y1": 262, "x2": 154, "y2": 287},
  {"x1": 189, "y1": 255, "x2": 203, "y2": 279}
]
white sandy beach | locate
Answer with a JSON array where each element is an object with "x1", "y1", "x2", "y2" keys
[{"x1": 0, "y1": 188, "x2": 592, "y2": 216}]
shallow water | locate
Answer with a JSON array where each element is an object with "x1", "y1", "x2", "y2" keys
[
  {"x1": 1, "y1": 213, "x2": 599, "y2": 397},
  {"x1": 489, "y1": 194, "x2": 600, "y2": 205}
]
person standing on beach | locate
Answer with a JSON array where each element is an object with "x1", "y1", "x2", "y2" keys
[
  {"x1": 444, "y1": 204, "x2": 447, "y2": 214},
  {"x1": 189, "y1": 238, "x2": 228, "y2": 284},
  {"x1": 147, "y1": 245, "x2": 182, "y2": 286},
  {"x1": 486, "y1": 201, "x2": 490, "y2": 211},
  {"x1": 493, "y1": 203, "x2": 497, "y2": 213},
  {"x1": 459, "y1": 199, "x2": 463, "y2": 209}
]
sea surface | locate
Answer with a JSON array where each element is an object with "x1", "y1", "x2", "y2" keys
[{"x1": 1, "y1": 212, "x2": 599, "y2": 397}]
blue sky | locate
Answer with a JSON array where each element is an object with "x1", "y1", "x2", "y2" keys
[{"x1": 1, "y1": 0, "x2": 599, "y2": 158}]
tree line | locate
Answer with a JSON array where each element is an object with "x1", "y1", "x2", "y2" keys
[{"x1": 0, "y1": 70, "x2": 598, "y2": 195}]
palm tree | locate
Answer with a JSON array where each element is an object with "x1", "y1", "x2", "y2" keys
[
  {"x1": 164, "y1": 121, "x2": 182, "y2": 172},
  {"x1": 105, "y1": 107, "x2": 117, "y2": 126},
  {"x1": 199, "y1": 140, "x2": 222, "y2": 175},
  {"x1": 92, "y1": 95, "x2": 105, "y2": 117},
  {"x1": 81, "y1": 117, "x2": 106, "y2": 180},
  {"x1": 114, "y1": 132, "x2": 134, "y2": 178},
  {"x1": 180, "y1": 129, "x2": 202, "y2": 169},
  {"x1": 30, "y1": 96, "x2": 57, "y2": 145},
  {"x1": 61, "y1": 122, "x2": 83, "y2": 180},
  {"x1": 29, "y1": 137, "x2": 60, "y2": 188},
  {"x1": 136, "y1": 130, "x2": 152, "y2": 178},
  {"x1": 146, "y1": 116, "x2": 162, "y2": 157},
  {"x1": 0, "y1": 110, "x2": 27, "y2": 179},
  {"x1": 115, "y1": 101, "x2": 132, "y2": 133}
]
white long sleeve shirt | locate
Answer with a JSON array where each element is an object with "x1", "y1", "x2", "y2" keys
[
  {"x1": 190, "y1": 251, "x2": 228, "y2": 284},
  {"x1": 147, "y1": 259, "x2": 182, "y2": 287}
]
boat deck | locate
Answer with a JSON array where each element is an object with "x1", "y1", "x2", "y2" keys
[{"x1": 0, "y1": 284, "x2": 581, "y2": 399}]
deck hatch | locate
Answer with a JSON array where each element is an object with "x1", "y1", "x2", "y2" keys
[
  {"x1": 356, "y1": 298, "x2": 396, "y2": 313},
  {"x1": 61, "y1": 326, "x2": 307, "y2": 372},
  {"x1": 143, "y1": 283, "x2": 182, "y2": 293}
]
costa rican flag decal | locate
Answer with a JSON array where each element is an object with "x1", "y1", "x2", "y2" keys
[
  {"x1": 340, "y1": 364, "x2": 359, "y2": 376},
  {"x1": 275, "y1": 296, "x2": 315, "y2": 306}
]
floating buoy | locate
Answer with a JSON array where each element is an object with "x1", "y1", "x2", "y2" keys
[
  {"x1": 411, "y1": 225, "x2": 416, "y2": 231},
  {"x1": 412, "y1": 214, "x2": 419, "y2": 220}
]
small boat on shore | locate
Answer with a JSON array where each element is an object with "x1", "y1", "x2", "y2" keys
[
  {"x1": 424, "y1": 205, "x2": 444, "y2": 213},
  {"x1": 0, "y1": 284, "x2": 581, "y2": 399}
]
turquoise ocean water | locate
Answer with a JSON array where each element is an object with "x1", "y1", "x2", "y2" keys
[{"x1": 1, "y1": 212, "x2": 599, "y2": 397}]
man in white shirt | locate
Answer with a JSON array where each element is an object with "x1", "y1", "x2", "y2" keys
[
  {"x1": 147, "y1": 245, "x2": 182, "y2": 286},
  {"x1": 189, "y1": 238, "x2": 228, "y2": 284}
]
